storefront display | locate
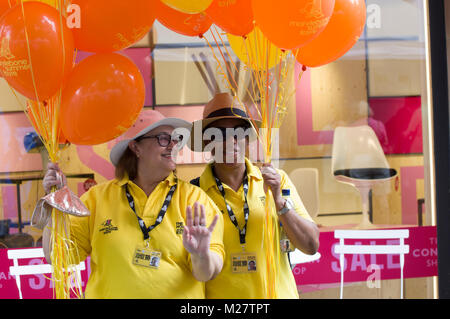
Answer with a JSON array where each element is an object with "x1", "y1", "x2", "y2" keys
[{"x1": 0, "y1": 0, "x2": 448, "y2": 299}]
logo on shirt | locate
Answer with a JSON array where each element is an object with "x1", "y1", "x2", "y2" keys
[
  {"x1": 176, "y1": 222, "x2": 184, "y2": 235},
  {"x1": 99, "y1": 219, "x2": 118, "y2": 235},
  {"x1": 259, "y1": 196, "x2": 266, "y2": 205}
]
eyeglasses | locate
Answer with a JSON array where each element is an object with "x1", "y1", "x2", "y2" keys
[
  {"x1": 203, "y1": 125, "x2": 251, "y2": 142},
  {"x1": 136, "y1": 132, "x2": 183, "y2": 147}
]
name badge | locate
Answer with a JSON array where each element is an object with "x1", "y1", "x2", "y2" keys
[
  {"x1": 231, "y1": 252, "x2": 257, "y2": 273},
  {"x1": 133, "y1": 248, "x2": 161, "y2": 269}
]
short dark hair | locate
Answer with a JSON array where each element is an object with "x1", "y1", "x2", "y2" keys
[{"x1": 115, "y1": 147, "x2": 138, "y2": 181}]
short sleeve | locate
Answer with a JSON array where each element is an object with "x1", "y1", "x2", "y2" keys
[
  {"x1": 68, "y1": 190, "x2": 95, "y2": 263},
  {"x1": 278, "y1": 169, "x2": 315, "y2": 223}
]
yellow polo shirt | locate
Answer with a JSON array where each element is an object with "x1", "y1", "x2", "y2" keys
[
  {"x1": 196, "y1": 159, "x2": 314, "y2": 299},
  {"x1": 69, "y1": 172, "x2": 224, "y2": 299}
]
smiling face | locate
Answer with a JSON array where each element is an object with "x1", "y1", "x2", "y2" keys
[{"x1": 129, "y1": 125, "x2": 179, "y2": 177}]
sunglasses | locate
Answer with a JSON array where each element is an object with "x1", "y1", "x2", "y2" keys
[
  {"x1": 136, "y1": 132, "x2": 184, "y2": 147},
  {"x1": 203, "y1": 125, "x2": 251, "y2": 142}
]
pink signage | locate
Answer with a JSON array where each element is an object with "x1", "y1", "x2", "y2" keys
[
  {"x1": 0, "y1": 250, "x2": 90, "y2": 299},
  {"x1": 0, "y1": 226, "x2": 437, "y2": 298},
  {"x1": 0, "y1": 112, "x2": 42, "y2": 173},
  {"x1": 295, "y1": 65, "x2": 334, "y2": 146},
  {"x1": 369, "y1": 97, "x2": 423, "y2": 154},
  {"x1": 294, "y1": 226, "x2": 437, "y2": 290}
]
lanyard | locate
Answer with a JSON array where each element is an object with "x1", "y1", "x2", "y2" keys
[
  {"x1": 211, "y1": 165, "x2": 250, "y2": 245},
  {"x1": 125, "y1": 180, "x2": 177, "y2": 241}
]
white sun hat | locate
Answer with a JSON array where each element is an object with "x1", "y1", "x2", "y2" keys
[{"x1": 109, "y1": 109, "x2": 192, "y2": 166}]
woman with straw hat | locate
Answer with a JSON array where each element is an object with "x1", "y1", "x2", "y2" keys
[
  {"x1": 38, "y1": 110, "x2": 224, "y2": 298},
  {"x1": 189, "y1": 92, "x2": 319, "y2": 299}
]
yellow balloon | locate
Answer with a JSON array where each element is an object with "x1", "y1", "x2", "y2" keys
[
  {"x1": 161, "y1": 0, "x2": 212, "y2": 14},
  {"x1": 228, "y1": 27, "x2": 284, "y2": 70},
  {"x1": 22, "y1": 0, "x2": 59, "y2": 9}
]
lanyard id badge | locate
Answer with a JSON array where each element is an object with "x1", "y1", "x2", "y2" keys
[
  {"x1": 231, "y1": 251, "x2": 257, "y2": 273},
  {"x1": 211, "y1": 165, "x2": 250, "y2": 246},
  {"x1": 211, "y1": 165, "x2": 256, "y2": 274},
  {"x1": 133, "y1": 246, "x2": 162, "y2": 269},
  {"x1": 125, "y1": 180, "x2": 177, "y2": 269}
]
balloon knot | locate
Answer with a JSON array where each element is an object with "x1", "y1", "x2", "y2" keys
[{"x1": 302, "y1": 65, "x2": 307, "y2": 71}]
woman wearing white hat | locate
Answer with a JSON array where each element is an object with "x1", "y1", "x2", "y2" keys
[
  {"x1": 189, "y1": 92, "x2": 319, "y2": 299},
  {"x1": 39, "y1": 110, "x2": 224, "y2": 299}
]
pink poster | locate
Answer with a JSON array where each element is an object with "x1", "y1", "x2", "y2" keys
[
  {"x1": 0, "y1": 226, "x2": 437, "y2": 298},
  {"x1": 0, "y1": 112, "x2": 42, "y2": 173},
  {"x1": 294, "y1": 226, "x2": 437, "y2": 290},
  {"x1": 368, "y1": 97, "x2": 423, "y2": 154},
  {"x1": 0, "y1": 249, "x2": 90, "y2": 299}
]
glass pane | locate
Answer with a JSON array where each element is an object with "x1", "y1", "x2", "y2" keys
[{"x1": 0, "y1": 0, "x2": 439, "y2": 300}]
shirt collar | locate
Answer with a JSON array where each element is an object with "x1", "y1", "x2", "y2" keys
[
  {"x1": 115, "y1": 171, "x2": 177, "y2": 188},
  {"x1": 245, "y1": 158, "x2": 263, "y2": 181},
  {"x1": 200, "y1": 162, "x2": 217, "y2": 191},
  {"x1": 115, "y1": 173, "x2": 130, "y2": 187},
  {"x1": 165, "y1": 171, "x2": 178, "y2": 186},
  {"x1": 201, "y1": 158, "x2": 262, "y2": 191}
]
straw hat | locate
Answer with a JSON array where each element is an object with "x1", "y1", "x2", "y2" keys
[
  {"x1": 189, "y1": 92, "x2": 261, "y2": 152},
  {"x1": 110, "y1": 109, "x2": 191, "y2": 166}
]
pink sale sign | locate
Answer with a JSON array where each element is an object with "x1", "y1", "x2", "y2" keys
[
  {"x1": 294, "y1": 226, "x2": 437, "y2": 289},
  {"x1": 0, "y1": 226, "x2": 437, "y2": 298}
]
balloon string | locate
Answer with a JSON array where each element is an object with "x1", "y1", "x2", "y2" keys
[
  {"x1": 211, "y1": 25, "x2": 246, "y2": 97},
  {"x1": 50, "y1": 2, "x2": 82, "y2": 298},
  {"x1": 243, "y1": 32, "x2": 266, "y2": 145},
  {"x1": 209, "y1": 27, "x2": 262, "y2": 133},
  {"x1": 207, "y1": 25, "x2": 298, "y2": 298},
  {"x1": 208, "y1": 27, "x2": 240, "y2": 92},
  {"x1": 225, "y1": 30, "x2": 261, "y2": 113},
  {"x1": 204, "y1": 29, "x2": 262, "y2": 143},
  {"x1": 271, "y1": 54, "x2": 284, "y2": 128},
  {"x1": 18, "y1": 1, "x2": 82, "y2": 299},
  {"x1": 52, "y1": 0, "x2": 67, "y2": 155},
  {"x1": 19, "y1": 1, "x2": 40, "y2": 102},
  {"x1": 202, "y1": 35, "x2": 235, "y2": 93},
  {"x1": 248, "y1": 31, "x2": 265, "y2": 104}
]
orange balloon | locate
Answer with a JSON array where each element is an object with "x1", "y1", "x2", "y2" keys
[
  {"x1": 1, "y1": 0, "x2": 57, "y2": 18},
  {"x1": 60, "y1": 53, "x2": 145, "y2": 145},
  {"x1": 205, "y1": 0, "x2": 254, "y2": 36},
  {"x1": 0, "y1": 2, "x2": 74, "y2": 101},
  {"x1": 70, "y1": 0, "x2": 156, "y2": 53},
  {"x1": 252, "y1": 0, "x2": 335, "y2": 50},
  {"x1": 155, "y1": 0, "x2": 212, "y2": 37},
  {"x1": 296, "y1": 0, "x2": 366, "y2": 67},
  {"x1": 0, "y1": 0, "x2": 18, "y2": 18}
]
